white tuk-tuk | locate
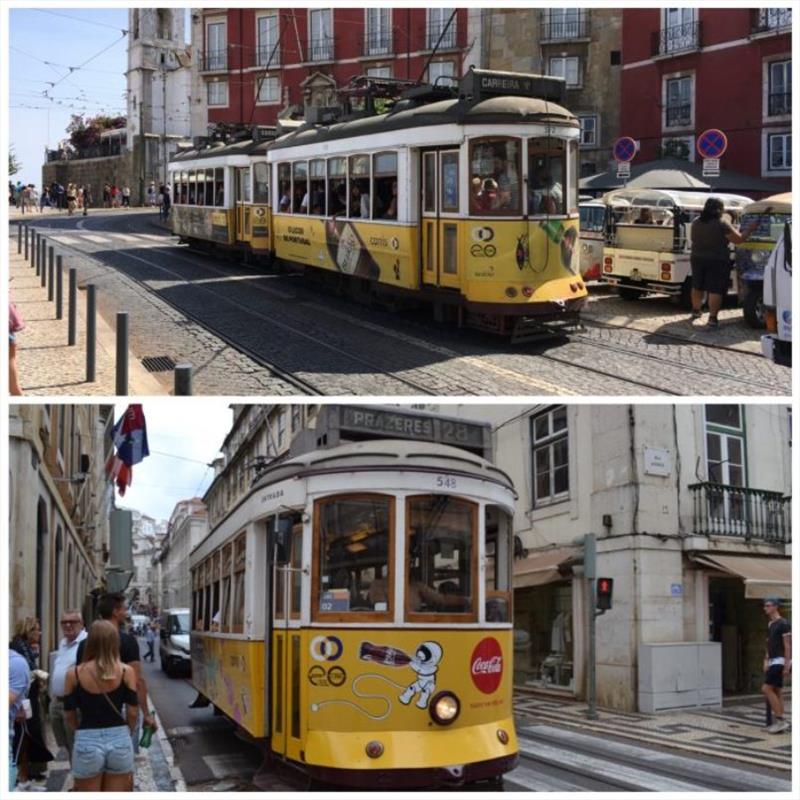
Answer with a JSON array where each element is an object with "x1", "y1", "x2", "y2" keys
[
  {"x1": 761, "y1": 221, "x2": 791, "y2": 367},
  {"x1": 600, "y1": 189, "x2": 751, "y2": 305}
]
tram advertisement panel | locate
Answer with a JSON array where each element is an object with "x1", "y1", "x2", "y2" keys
[
  {"x1": 273, "y1": 216, "x2": 418, "y2": 290},
  {"x1": 173, "y1": 206, "x2": 234, "y2": 245}
]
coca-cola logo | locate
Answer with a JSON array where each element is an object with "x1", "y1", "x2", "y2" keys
[{"x1": 470, "y1": 637, "x2": 503, "y2": 694}]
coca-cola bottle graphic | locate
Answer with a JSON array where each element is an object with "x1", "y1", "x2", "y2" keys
[
  {"x1": 359, "y1": 641, "x2": 412, "y2": 667},
  {"x1": 325, "y1": 218, "x2": 381, "y2": 280}
]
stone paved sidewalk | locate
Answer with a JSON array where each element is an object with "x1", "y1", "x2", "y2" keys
[{"x1": 8, "y1": 242, "x2": 164, "y2": 396}]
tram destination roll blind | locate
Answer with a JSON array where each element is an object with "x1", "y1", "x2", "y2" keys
[{"x1": 461, "y1": 68, "x2": 566, "y2": 104}]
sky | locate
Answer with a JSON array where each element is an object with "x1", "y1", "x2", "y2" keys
[
  {"x1": 112, "y1": 399, "x2": 233, "y2": 523},
  {"x1": 8, "y1": 7, "x2": 188, "y2": 188}
]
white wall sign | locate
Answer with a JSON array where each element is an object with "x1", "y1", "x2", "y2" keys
[{"x1": 644, "y1": 447, "x2": 672, "y2": 476}]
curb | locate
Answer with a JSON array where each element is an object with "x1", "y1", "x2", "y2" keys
[{"x1": 150, "y1": 704, "x2": 187, "y2": 792}]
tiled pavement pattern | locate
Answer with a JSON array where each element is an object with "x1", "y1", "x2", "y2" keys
[{"x1": 513, "y1": 689, "x2": 792, "y2": 771}]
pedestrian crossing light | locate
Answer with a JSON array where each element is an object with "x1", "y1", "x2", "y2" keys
[{"x1": 597, "y1": 578, "x2": 613, "y2": 611}]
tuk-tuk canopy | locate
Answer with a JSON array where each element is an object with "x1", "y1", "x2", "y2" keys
[
  {"x1": 743, "y1": 192, "x2": 792, "y2": 216},
  {"x1": 602, "y1": 189, "x2": 752, "y2": 211}
]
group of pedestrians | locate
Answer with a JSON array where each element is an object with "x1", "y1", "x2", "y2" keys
[{"x1": 9, "y1": 593, "x2": 159, "y2": 793}]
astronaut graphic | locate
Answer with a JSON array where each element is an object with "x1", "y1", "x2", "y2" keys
[{"x1": 398, "y1": 641, "x2": 443, "y2": 709}]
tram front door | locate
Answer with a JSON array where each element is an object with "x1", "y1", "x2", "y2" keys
[
  {"x1": 234, "y1": 167, "x2": 251, "y2": 244},
  {"x1": 421, "y1": 149, "x2": 461, "y2": 290},
  {"x1": 269, "y1": 517, "x2": 303, "y2": 762}
]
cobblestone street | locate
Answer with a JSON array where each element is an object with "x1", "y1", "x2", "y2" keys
[{"x1": 9, "y1": 211, "x2": 790, "y2": 397}]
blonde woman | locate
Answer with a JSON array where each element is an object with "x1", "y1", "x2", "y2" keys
[{"x1": 63, "y1": 620, "x2": 138, "y2": 791}]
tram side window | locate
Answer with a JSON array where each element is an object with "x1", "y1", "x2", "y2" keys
[
  {"x1": 292, "y1": 161, "x2": 308, "y2": 214},
  {"x1": 406, "y1": 495, "x2": 476, "y2": 618},
  {"x1": 372, "y1": 152, "x2": 398, "y2": 220},
  {"x1": 277, "y1": 163, "x2": 291, "y2": 212},
  {"x1": 197, "y1": 169, "x2": 207, "y2": 207},
  {"x1": 315, "y1": 495, "x2": 393, "y2": 618},
  {"x1": 348, "y1": 155, "x2": 370, "y2": 219},
  {"x1": 171, "y1": 173, "x2": 178, "y2": 205},
  {"x1": 206, "y1": 169, "x2": 216, "y2": 207},
  {"x1": 214, "y1": 168, "x2": 224, "y2": 207},
  {"x1": 309, "y1": 159, "x2": 326, "y2": 216},
  {"x1": 529, "y1": 138, "x2": 566, "y2": 216},
  {"x1": 469, "y1": 137, "x2": 521, "y2": 215},
  {"x1": 220, "y1": 543, "x2": 232, "y2": 632},
  {"x1": 328, "y1": 158, "x2": 346, "y2": 216},
  {"x1": 273, "y1": 512, "x2": 304, "y2": 619},
  {"x1": 253, "y1": 162, "x2": 269, "y2": 205},
  {"x1": 191, "y1": 567, "x2": 201, "y2": 629},
  {"x1": 568, "y1": 140, "x2": 578, "y2": 215},
  {"x1": 211, "y1": 551, "x2": 221, "y2": 631},
  {"x1": 484, "y1": 505, "x2": 512, "y2": 623},
  {"x1": 187, "y1": 171, "x2": 196, "y2": 205},
  {"x1": 203, "y1": 558, "x2": 212, "y2": 631},
  {"x1": 180, "y1": 171, "x2": 188, "y2": 205},
  {"x1": 232, "y1": 533, "x2": 247, "y2": 633}
]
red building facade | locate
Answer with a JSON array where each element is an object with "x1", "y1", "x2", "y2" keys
[
  {"x1": 197, "y1": 8, "x2": 469, "y2": 128},
  {"x1": 620, "y1": 7, "x2": 791, "y2": 189}
]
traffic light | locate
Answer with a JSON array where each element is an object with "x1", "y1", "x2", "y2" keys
[{"x1": 597, "y1": 577, "x2": 614, "y2": 611}]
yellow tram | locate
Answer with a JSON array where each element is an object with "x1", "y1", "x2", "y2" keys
[
  {"x1": 188, "y1": 408, "x2": 518, "y2": 787},
  {"x1": 169, "y1": 68, "x2": 587, "y2": 339}
]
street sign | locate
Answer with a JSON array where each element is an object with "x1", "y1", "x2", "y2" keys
[
  {"x1": 613, "y1": 136, "x2": 637, "y2": 163},
  {"x1": 616, "y1": 161, "x2": 631, "y2": 179},
  {"x1": 697, "y1": 128, "x2": 728, "y2": 159},
  {"x1": 702, "y1": 157, "x2": 721, "y2": 177}
]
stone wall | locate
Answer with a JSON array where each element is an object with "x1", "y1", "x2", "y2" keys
[{"x1": 42, "y1": 151, "x2": 134, "y2": 207}]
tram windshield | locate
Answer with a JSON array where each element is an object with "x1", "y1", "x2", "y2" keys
[{"x1": 469, "y1": 138, "x2": 521, "y2": 215}]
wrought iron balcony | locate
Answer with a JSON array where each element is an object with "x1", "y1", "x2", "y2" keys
[
  {"x1": 202, "y1": 49, "x2": 227, "y2": 72},
  {"x1": 309, "y1": 36, "x2": 334, "y2": 62},
  {"x1": 665, "y1": 103, "x2": 692, "y2": 128},
  {"x1": 541, "y1": 11, "x2": 589, "y2": 40},
  {"x1": 426, "y1": 21, "x2": 457, "y2": 50},
  {"x1": 256, "y1": 44, "x2": 280, "y2": 68},
  {"x1": 751, "y1": 8, "x2": 792, "y2": 34},
  {"x1": 362, "y1": 31, "x2": 393, "y2": 57},
  {"x1": 651, "y1": 21, "x2": 702, "y2": 56},
  {"x1": 768, "y1": 91, "x2": 791, "y2": 116},
  {"x1": 690, "y1": 483, "x2": 791, "y2": 544}
]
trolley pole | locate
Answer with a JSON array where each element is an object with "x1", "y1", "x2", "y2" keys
[{"x1": 585, "y1": 533, "x2": 599, "y2": 721}]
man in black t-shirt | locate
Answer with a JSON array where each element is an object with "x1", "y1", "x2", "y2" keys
[
  {"x1": 78, "y1": 593, "x2": 158, "y2": 743},
  {"x1": 762, "y1": 597, "x2": 791, "y2": 733}
]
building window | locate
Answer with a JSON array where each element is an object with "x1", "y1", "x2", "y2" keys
[
  {"x1": 661, "y1": 135, "x2": 694, "y2": 162},
  {"x1": 767, "y1": 133, "x2": 791, "y2": 171},
  {"x1": 705, "y1": 405, "x2": 746, "y2": 526},
  {"x1": 428, "y1": 60, "x2": 456, "y2": 86},
  {"x1": 531, "y1": 406, "x2": 569, "y2": 507},
  {"x1": 549, "y1": 56, "x2": 580, "y2": 88},
  {"x1": 207, "y1": 81, "x2": 228, "y2": 107},
  {"x1": 205, "y1": 21, "x2": 227, "y2": 70},
  {"x1": 256, "y1": 76, "x2": 280, "y2": 103},
  {"x1": 157, "y1": 9, "x2": 171, "y2": 40},
  {"x1": 309, "y1": 9, "x2": 333, "y2": 62},
  {"x1": 428, "y1": 8, "x2": 456, "y2": 49},
  {"x1": 257, "y1": 13, "x2": 280, "y2": 67},
  {"x1": 366, "y1": 65, "x2": 391, "y2": 79},
  {"x1": 365, "y1": 8, "x2": 391, "y2": 56},
  {"x1": 664, "y1": 75, "x2": 692, "y2": 128},
  {"x1": 661, "y1": 8, "x2": 698, "y2": 54},
  {"x1": 768, "y1": 60, "x2": 791, "y2": 117},
  {"x1": 546, "y1": 9, "x2": 587, "y2": 40},
  {"x1": 579, "y1": 115, "x2": 598, "y2": 147},
  {"x1": 755, "y1": 8, "x2": 792, "y2": 32}
]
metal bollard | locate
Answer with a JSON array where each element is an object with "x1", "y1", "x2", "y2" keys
[
  {"x1": 24, "y1": 225, "x2": 29, "y2": 260},
  {"x1": 17, "y1": 221, "x2": 22, "y2": 253},
  {"x1": 86, "y1": 284, "x2": 97, "y2": 382},
  {"x1": 116, "y1": 312, "x2": 129, "y2": 396},
  {"x1": 47, "y1": 246, "x2": 54, "y2": 295},
  {"x1": 56, "y1": 255, "x2": 64, "y2": 319},
  {"x1": 34, "y1": 233, "x2": 40, "y2": 273},
  {"x1": 174, "y1": 364, "x2": 193, "y2": 396},
  {"x1": 68, "y1": 268, "x2": 77, "y2": 345}
]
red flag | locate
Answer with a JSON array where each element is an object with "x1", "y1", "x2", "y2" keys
[{"x1": 106, "y1": 455, "x2": 132, "y2": 496}]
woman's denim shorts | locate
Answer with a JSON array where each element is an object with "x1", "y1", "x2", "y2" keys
[{"x1": 72, "y1": 725, "x2": 134, "y2": 778}]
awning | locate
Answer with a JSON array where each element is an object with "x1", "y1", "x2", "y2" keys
[
  {"x1": 692, "y1": 553, "x2": 791, "y2": 599},
  {"x1": 514, "y1": 546, "x2": 579, "y2": 589}
]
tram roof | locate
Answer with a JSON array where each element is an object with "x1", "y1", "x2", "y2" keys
[
  {"x1": 268, "y1": 95, "x2": 578, "y2": 152},
  {"x1": 170, "y1": 136, "x2": 276, "y2": 164}
]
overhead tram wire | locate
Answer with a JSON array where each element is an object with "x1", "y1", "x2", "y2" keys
[
  {"x1": 247, "y1": 12, "x2": 292, "y2": 125},
  {"x1": 35, "y1": 9, "x2": 129, "y2": 35}
]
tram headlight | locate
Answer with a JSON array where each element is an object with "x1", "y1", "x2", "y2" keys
[{"x1": 429, "y1": 691, "x2": 460, "y2": 726}]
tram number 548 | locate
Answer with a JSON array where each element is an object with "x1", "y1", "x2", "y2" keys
[{"x1": 436, "y1": 475, "x2": 458, "y2": 489}]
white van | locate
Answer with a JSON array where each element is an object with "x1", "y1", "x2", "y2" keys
[{"x1": 160, "y1": 607, "x2": 191, "y2": 677}]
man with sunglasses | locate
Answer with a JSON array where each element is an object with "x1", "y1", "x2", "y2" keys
[
  {"x1": 762, "y1": 597, "x2": 791, "y2": 733},
  {"x1": 48, "y1": 611, "x2": 87, "y2": 763}
]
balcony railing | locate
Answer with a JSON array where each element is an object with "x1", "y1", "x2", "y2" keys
[
  {"x1": 542, "y1": 11, "x2": 589, "y2": 40},
  {"x1": 752, "y1": 8, "x2": 792, "y2": 34},
  {"x1": 768, "y1": 91, "x2": 791, "y2": 116},
  {"x1": 426, "y1": 21, "x2": 457, "y2": 50},
  {"x1": 651, "y1": 21, "x2": 702, "y2": 56},
  {"x1": 202, "y1": 49, "x2": 227, "y2": 71},
  {"x1": 665, "y1": 103, "x2": 692, "y2": 128},
  {"x1": 362, "y1": 31, "x2": 393, "y2": 57},
  {"x1": 309, "y1": 36, "x2": 334, "y2": 62},
  {"x1": 256, "y1": 44, "x2": 280, "y2": 68},
  {"x1": 690, "y1": 483, "x2": 791, "y2": 544}
]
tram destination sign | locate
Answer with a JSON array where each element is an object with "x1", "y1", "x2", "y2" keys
[
  {"x1": 338, "y1": 406, "x2": 489, "y2": 454},
  {"x1": 461, "y1": 68, "x2": 566, "y2": 104}
]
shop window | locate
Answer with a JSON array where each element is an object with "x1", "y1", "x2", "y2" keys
[
  {"x1": 531, "y1": 406, "x2": 569, "y2": 506},
  {"x1": 314, "y1": 495, "x2": 394, "y2": 620},
  {"x1": 348, "y1": 155, "x2": 370, "y2": 218},
  {"x1": 309, "y1": 159, "x2": 326, "y2": 215},
  {"x1": 327, "y1": 157, "x2": 347, "y2": 216},
  {"x1": 292, "y1": 162, "x2": 308, "y2": 213},
  {"x1": 406, "y1": 495, "x2": 476, "y2": 620},
  {"x1": 529, "y1": 138, "x2": 567, "y2": 216},
  {"x1": 277, "y1": 163, "x2": 291, "y2": 212},
  {"x1": 232, "y1": 533, "x2": 246, "y2": 632},
  {"x1": 484, "y1": 505, "x2": 512, "y2": 622},
  {"x1": 469, "y1": 137, "x2": 521, "y2": 215},
  {"x1": 372, "y1": 152, "x2": 397, "y2": 219}
]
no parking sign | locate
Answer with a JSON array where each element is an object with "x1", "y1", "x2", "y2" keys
[{"x1": 697, "y1": 129, "x2": 727, "y2": 177}]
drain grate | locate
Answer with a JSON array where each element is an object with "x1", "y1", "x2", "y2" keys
[{"x1": 142, "y1": 355, "x2": 177, "y2": 373}]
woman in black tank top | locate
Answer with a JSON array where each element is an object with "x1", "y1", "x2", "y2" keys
[{"x1": 63, "y1": 620, "x2": 138, "y2": 791}]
